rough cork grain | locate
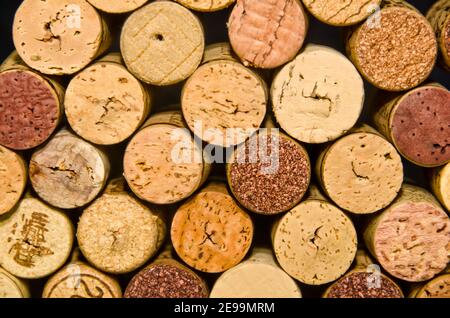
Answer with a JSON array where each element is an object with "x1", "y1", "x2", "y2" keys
[
  {"x1": 411, "y1": 273, "x2": 450, "y2": 298},
  {"x1": 0, "y1": 267, "x2": 30, "y2": 298},
  {"x1": 87, "y1": 0, "x2": 149, "y2": 13},
  {"x1": 427, "y1": 0, "x2": 450, "y2": 70},
  {"x1": 228, "y1": 0, "x2": 308, "y2": 69},
  {"x1": 431, "y1": 162, "x2": 450, "y2": 211},
  {"x1": 176, "y1": 0, "x2": 235, "y2": 12}
]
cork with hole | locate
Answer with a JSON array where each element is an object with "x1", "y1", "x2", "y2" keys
[
  {"x1": 431, "y1": 162, "x2": 450, "y2": 211},
  {"x1": 0, "y1": 267, "x2": 30, "y2": 298},
  {"x1": 175, "y1": 0, "x2": 235, "y2": 12},
  {"x1": 427, "y1": 0, "x2": 450, "y2": 71},
  {"x1": 87, "y1": 0, "x2": 149, "y2": 13}
]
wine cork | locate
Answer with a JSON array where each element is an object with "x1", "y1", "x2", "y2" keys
[
  {"x1": 87, "y1": 0, "x2": 149, "y2": 13},
  {"x1": 13, "y1": 0, "x2": 111, "y2": 75},
  {"x1": 65, "y1": 53, "x2": 151, "y2": 145},
  {"x1": 77, "y1": 178, "x2": 166, "y2": 274},
  {"x1": 227, "y1": 130, "x2": 310, "y2": 215},
  {"x1": 29, "y1": 129, "x2": 110, "y2": 209},
  {"x1": 175, "y1": 0, "x2": 235, "y2": 12},
  {"x1": 427, "y1": 0, "x2": 450, "y2": 70},
  {"x1": 228, "y1": 0, "x2": 308, "y2": 69},
  {"x1": 364, "y1": 184, "x2": 450, "y2": 282},
  {"x1": 271, "y1": 44, "x2": 364, "y2": 144},
  {"x1": 373, "y1": 84, "x2": 450, "y2": 167},
  {"x1": 431, "y1": 162, "x2": 450, "y2": 211},
  {"x1": 171, "y1": 182, "x2": 253, "y2": 273},
  {"x1": 0, "y1": 267, "x2": 30, "y2": 298},
  {"x1": 124, "y1": 111, "x2": 210, "y2": 204},
  {"x1": 202, "y1": 42, "x2": 238, "y2": 64},
  {"x1": 0, "y1": 195, "x2": 74, "y2": 279},
  {"x1": 346, "y1": 1, "x2": 437, "y2": 91},
  {"x1": 272, "y1": 186, "x2": 357, "y2": 285},
  {"x1": 0, "y1": 52, "x2": 64, "y2": 150},
  {"x1": 315, "y1": 125, "x2": 403, "y2": 214},
  {"x1": 0, "y1": 146, "x2": 27, "y2": 216},
  {"x1": 210, "y1": 248, "x2": 302, "y2": 298},
  {"x1": 121, "y1": 1, "x2": 204, "y2": 86},
  {"x1": 410, "y1": 270, "x2": 450, "y2": 298},
  {"x1": 301, "y1": 0, "x2": 381, "y2": 26}
]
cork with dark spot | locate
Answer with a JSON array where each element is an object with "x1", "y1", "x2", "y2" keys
[
  {"x1": 364, "y1": 184, "x2": 450, "y2": 282},
  {"x1": 346, "y1": 2, "x2": 437, "y2": 91},
  {"x1": 171, "y1": 182, "x2": 253, "y2": 273},
  {"x1": 373, "y1": 84, "x2": 450, "y2": 167},
  {"x1": 228, "y1": 0, "x2": 308, "y2": 69},
  {"x1": 87, "y1": 0, "x2": 149, "y2": 13},
  {"x1": 410, "y1": 271, "x2": 450, "y2": 298},
  {"x1": 431, "y1": 162, "x2": 450, "y2": 211},
  {"x1": 427, "y1": 0, "x2": 450, "y2": 70},
  {"x1": 29, "y1": 129, "x2": 110, "y2": 209},
  {"x1": 0, "y1": 267, "x2": 30, "y2": 298},
  {"x1": 13, "y1": 0, "x2": 111, "y2": 75},
  {"x1": 176, "y1": 0, "x2": 235, "y2": 12},
  {"x1": 121, "y1": 1, "x2": 204, "y2": 86},
  {"x1": 315, "y1": 125, "x2": 403, "y2": 214},
  {"x1": 272, "y1": 185, "x2": 358, "y2": 285}
]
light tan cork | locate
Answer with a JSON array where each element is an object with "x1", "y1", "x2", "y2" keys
[
  {"x1": 175, "y1": 0, "x2": 235, "y2": 12},
  {"x1": 77, "y1": 178, "x2": 166, "y2": 274},
  {"x1": 431, "y1": 162, "x2": 450, "y2": 211},
  {"x1": 0, "y1": 195, "x2": 74, "y2": 279},
  {"x1": 202, "y1": 42, "x2": 239, "y2": 64},
  {"x1": 121, "y1": 1, "x2": 204, "y2": 86},
  {"x1": 124, "y1": 111, "x2": 210, "y2": 204},
  {"x1": 272, "y1": 185, "x2": 358, "y2": 285},
  {"x1": 29, "y1": 129, "x2": 110, "y2": 209},
  {"x1": 0, "y1": 267, "x2": 30, "y2": 298},
  {"x1": 171, "y1": 182, "x2": 253, "y2": 273},
  {"x1": 0, "y1": 146, "x2": 27, "y2": 216},
  {"x1": 315, "y1": 125, "x2": 403, "y2": 214},
  {"x1": 13, "y1": 0, "x2": 111, "y2": 75},
  {"x1": 210, "y1": 248, "x2": 302, "y2": 298},
  {"x1": 271, "y1": 44, "x2": 364, "y2": 144},
  {"x1": 364, "y1": 184, "x2": 450, "y2": 282},
  {"x1": 409, "y1": 267, "x2": 450, "y2": 298},
  {"x1": 427, "y1": 0, "x2": 450, "y2": 70},
  {"x1": 87, "y1": 0, "x2": 149, "y2": 13},
  {"x1": 65, "y1": 53, "x2": 151, "y2": 145}
]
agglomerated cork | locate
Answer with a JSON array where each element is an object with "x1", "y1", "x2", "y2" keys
[
  {"x1": 171, "y1": 182, "x2": 253, "y2": 273},
  {"x1": 346, "y1": 3, "x2": 437, "y2": 91},
  {"x1": 0, "y1": 267, "x2": 30, "y2": 298},
  {"x1": 13, "y1": 0, "x2": 111, "y2": 75},
  {"x1": 373, "y1": 84, "x2": 450, "y2": 167},
  {"x1": 29, "y1": 129, "x2": 110, "y2": 209},
  {"x1": 316, "y1": 125, "x2": 403, "y2": 214},
  {"x1": 302, "y1": 0, "x2": 381, "y2": 26},
  {"x1": 272, "y1": 186, "x2": 358, "y2": 285},
  {"x1": 271, "y1": 44, "x2": 364, "y2": 144},
  {"x1": 77, "y1": 178, "x2": 166, "y2": 274},
  {"x1": 43, "y1": 261, "x2": 121, "y2": 298},
  {"x1": 431, "y1": 162, "x2": 450, "y2": 211},
  {"x1": 228, "y1": 0, "x2": 308, "y2": 69},
  {"x1": 427, "y1": 0, "x2": 450, "y2": 70},
  {"x1": 0, "y1": 195, "x2": 74, "y2": 279},
  {"x1": 410, "y1": 272, "x2": 450, "y2": 298},
  {"x1": 364, "y1": 184, "x2": 450, "y2": 282},
  {"x1": 176, "y1": 0, "x2": 235, "y2": 12},
  {"x1": 124, "y1": 111, "x2": 210, "y2": 204},
  {"x1": 87, "y1": 0, "x2": 149, "y2": 13},
  {"x1": 121, "y1": 1, "x2": 204, "y2": 86},
  {"x1": 210, "y1": 248, "x2": 302, "y2": 298},
  {"x1": 65, "y1": 53, "x2": 151, "y2": 145}
]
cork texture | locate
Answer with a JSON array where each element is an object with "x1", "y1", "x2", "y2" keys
[
  {"x1": 427, "y1": 0, "x2": 450, "y2": 70},
  {"x1": 87, "y1": 0, "x2": 149, "y2": 13},
  {"x1": 0, "y1": 267, "x2": 30, "y2": 298},
  {"x1": 412, "y1": 273, "x2": 450, "y2": 298},
  {"x1": 176, "y1": 0, "x2": 235, "y2": 12},
  {"x1": 431, "y1": 163, "x2": 450, "y2": 211}
]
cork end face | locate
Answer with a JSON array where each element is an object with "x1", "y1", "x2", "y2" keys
[
  {"x1": 414, "y1": 274, "x2": 450, "y2": 298},
  {"x1": 0, "y1": 267, "x2": 29, "y2": 298},
  {"x1": 176, "y1": 0, "x2": 235, "y2": 12},
  {"x1": 0, "y1": 146, "x2": 27, "y2": 215},
  {"x1": 87, "y1": 0, "x2": 149, "y2": 13}
]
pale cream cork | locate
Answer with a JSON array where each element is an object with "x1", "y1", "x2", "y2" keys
[
  {"x1": 87, "y1": 0, "x2": 149, "y2": 13},
  {"x1": 427, "y1": 0, "x2": 450, "y2": 70},
  {"x1": 121, "y1": 1, "x2": 205, "y2": 86},
  {"x1": 29, "y1": 129, "x2": 110, "y2": 209},
  {"x1": 175, "y1": 0, "x2": 235, "y2": 12},
  {"x1": 0, "y1": 195, "x2": 74, "y2": 279},
  {"x1": 65, "y1": 53, "x2": 151, "y2": 145},
  {"x1": 271, "y1": 44, "x2": 364, "y2": 144},
  {"x1": 13, "y1": 0, "x2": 111, "y2": 75},
  {"x1": 409, "y1": 267, "x2": 450, "y2": 298},
  {"x1": 0, "y1": 267, "x2": 30, "y2": 298},
  {"x1": 210, "y1": 248, "x2": 302, "y2": 298},
  {"x1": 431, "y1": 162, "x2": 450, "y2": 211}
]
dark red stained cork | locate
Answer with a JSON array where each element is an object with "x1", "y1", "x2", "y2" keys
[
  {"x1": 0, "y1": 70, "x2": 60, "y2": 150},
  {"x1": 391, "y1": 86, "x2": 450, "y2": 166}
]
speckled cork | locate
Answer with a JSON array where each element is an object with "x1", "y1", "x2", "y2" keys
[
  {"x1": 176, "y1": 0, "x2": 235, "y2": 12},
  {"x1": 228, "y1": 0, "x2": 308, "y2": 69},
  {"x1": 373, "y1": 84, "x2": 450, "y2": 167},
  {"x1": 171, "y1": 182, "x2": 253, "y2": 273},
  {"x1": 316, "y1": 125, "x2": 403, "y2": 214},
  {"x1": 427, "y1": 0, "x2": 450, "y2": 70},
  {"x1": 29, "y1": 129, "x2": 110, "y2": 209},
  {"x1": 121, "y1": 1, "x2": 204, "y2": 86},
  {"x1": 77, "y1": 178, "x2": 166, "y2": 274},
  {"x1": 302, "y1": 0, "x2": 381, "y2": 26},
  {"x1": 272, "y1": 186, "x2": 358, "y2": 285},
  {"x1": 0, "y1": 195, "x2": 74, "y2": 279},
  {"x1": 272, "y1": 44, "x2": 364, "y2": 144},
  {"x1": 0, "y1": 146, "x2": 27, "y2": 216},
  {"x1": 0, "y1": 267, "x2": 30, "y2": 298},
  {"x1": 431, "y1": 163, "x2": 450, "y2": 211},
  {"x1": 346, "y1": 1, "x2": 437, "y2": 91},
  {"x1": 364, "y1": 184, "x2": 450, "y2": 282},
  {"x1": 210, "y1": 248, "x2": 302, "y2": 298},
  {"x1": 87, "y1": 0, "x2": 149, "y2": 13},
  {"x1": 410, "y1": 270, "x2": 450, "y2": 298},
  {"x1": 13, "y1": 0, "x2": 111, "y2": 75},
  {"x1": 65, "y1": 53, "x2": 151, "y2": 145},
  {"x1": 124, "y1": 111, "x2": 210, "y2": 205}
]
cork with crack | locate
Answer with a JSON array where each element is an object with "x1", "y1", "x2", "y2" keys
[
  {"x1": 316, "y1": 125, "x2": 403, "y2": 214},
  {"x1": 13, "y1": 0, "x2": 111, "y2": 75},
  {"x1": 87, "y1": 0, "x2": 149, "y2": 13},
  {"x1": 410, "y1": 270, "x2": 450, "y2": 298},
  {"x1": 431, "y1": 162, "x2": 450, "y2": 212},
  {"x1": 171, "y1": 182, "x2": 253, "y2": 273},
  {"x1": 364, "y1": 184, "x2": 450, "y2": 282},
  {"x1": 427, "y1": 0, "x2": 450, "y2": 70},
  {"x1": 0, "y1": 267, "x2": 30, "y2": 298},
  {"x1": 271, "y1": 44, "x2": 364, "y2": 144},
  {"x1": 121, "y1": 1, "x2": 204, "y2": 86},
  {"x1": 29, "y1": 129, "x2": 110, "y2": 209},
  {"x1": 176, "y1": 0, "x2": 235, "y2": 12},
  {"x1": 65, "y1": 53, "x2": 151, "y2": 145}
]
